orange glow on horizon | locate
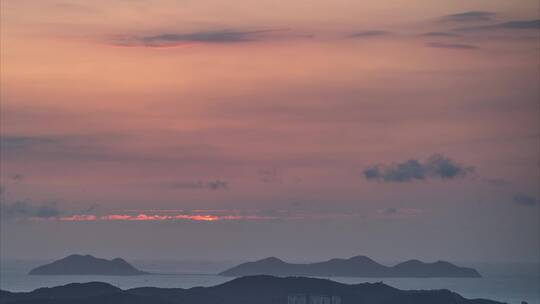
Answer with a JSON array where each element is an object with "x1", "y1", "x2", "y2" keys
[
  {"x1": 43, "y1": 211, "x2": 367, "y2": 223},
  {"x1": 54, "y1": 213, "x2": 275, "y2": 222}
]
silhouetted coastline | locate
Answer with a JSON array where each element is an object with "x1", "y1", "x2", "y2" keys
[{"x1": 0, "y1": 275, "x2": 502, "y2": 304}]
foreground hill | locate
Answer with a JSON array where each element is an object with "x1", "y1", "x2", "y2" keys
[
  {"x1": 0, "y1": 276, "x2": 501, "y2": 304},
  {"x1": 220, "y1": 256, "x2": 481, "y2": 278},
  {"x1": 29, "y1": 254, "x2": 148, "y2": 276}
]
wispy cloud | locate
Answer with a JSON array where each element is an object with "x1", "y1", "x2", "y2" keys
[
  {"x1": 442, "y1": 11, "x2": 496, "y2": 22},
  {"x1": 257, "y1": 167, "x2": 286, "y2": 183},
  {"x1": 363, "y1": 154, "x2": 474, "y2": 183},
  {"x1": 376, "y1": 208, "x2": 425, "y2": 219},
  {"x1": 421, "y1": 32, "x2": 461, "y2": 37},
  {"x1": 455, "y1": 19, "x2": 540, "y2": 31},
  {"x1": 167, "y1": 180, "x2": 228, "y2": 190},
  {"x1": 348, "y1": 30, "x2": 391, "y2": 38},
  {"x1": 484, "y1": 178, "x2": 511, "y2": 187},
  {"x1": 0, "y1": 136, "x2": 58, "y2": 152},
  {"x1": 427, "y1": 42, "x2": 478, "y2": 50},
  {"x1": 0, "y1": 133, "x2": 223, "y2": 165},
  {"x1": 513, "y1": 193, "x2": 538, "y2": 207},
  {"x1": 9, "y1": 174, "x2": 24, "y2": 183},
  {"x1": 110, "y1": 29, "x2": 299, "y2": 48},
  {"x1": 0, "y1": 201, "x2": 62, "y2": 221},
  {"x1": 0, "y1": 185, "x2": 101, "y2": 222}
]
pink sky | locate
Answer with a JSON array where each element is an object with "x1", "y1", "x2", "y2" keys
[{"x1": 0, "y1": 0, "x2": 539, "y2": 262}]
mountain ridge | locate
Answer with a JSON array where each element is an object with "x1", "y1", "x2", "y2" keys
[
  {"x1": 220, "y1": 255, "x2": 481, "y2": 278},
  {"x1": 0, "y1": 275, "x2": 501, "y2": 304}
]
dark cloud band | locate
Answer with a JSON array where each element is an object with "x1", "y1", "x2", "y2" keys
[
  {"x1": 111, "y1": 29, "x2": 293, "y2": 47},
  {"x1": 363, "y1": 154, "x2": 474, "y2": 183},
  {"x1": 0, "y1": 201, "x2": 62, "y2": 221},
  {"x1": 455, "y1": 19, "x2": 540, "y2": 31},
  {"x1": 513, "y1": 193, "x2": 537, "y2": 206},
  {"x1": 167, "y1": 180, "x2": 228, "y2": 190},
  {"x1": 348, "y1": 30, "x2": 391, "y2": 38},
  {"x1": 442, "y1": 11, "x2": 496, "y2": 22},
  {"x1": 427, "y1": 42, "x2": 477, "y2": 50}
]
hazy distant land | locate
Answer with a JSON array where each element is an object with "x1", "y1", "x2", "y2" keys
[
  {"x1": 28, "y1": 255, "x2": 148, "y2": 276},
  {"x1": 220, "y1": 256, "x2": 481, "y2": 278},
  {"x1": 27, "y1": 254, "x2": 481, "y2": 278},
  {"x1": 0, "y1": 275, "x2": 502, "y2": 304}
]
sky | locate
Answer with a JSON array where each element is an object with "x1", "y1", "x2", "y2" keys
[{"x1": 0, "y1": 0, "x2": 539, "y2": 263}]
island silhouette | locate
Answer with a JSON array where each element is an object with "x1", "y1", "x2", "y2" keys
[
  {"x1": 220, "y1": 255, "x2": 481, "y2": 278},
  {"x1": 0, "y1": 276, "x2": 502, "y2": 304},
  {"x1": 28, "y1": 254, "x2": 149, "y2": 276}
]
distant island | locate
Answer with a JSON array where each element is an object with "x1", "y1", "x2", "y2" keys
[
  {"x1": 28, "y1": 254, "x2": 149, "y2": 276},
  {"x1": 220, "y1": 256, "x2": 481, "y2": 278},
  {"x1": 0, "y1": 275, "x2": 501, "y2": 304}
]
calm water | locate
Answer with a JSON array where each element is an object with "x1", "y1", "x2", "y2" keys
[{"x1": 0, "y1": 259, "x2": 538, "y2": 304}]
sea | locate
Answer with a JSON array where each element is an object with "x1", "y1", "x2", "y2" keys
[{"x1": 0, "y1": 259, "x2": 538, "y2": 304}]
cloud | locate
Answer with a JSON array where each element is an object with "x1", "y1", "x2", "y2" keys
[
  {"x1": 0, "y1": 201, "x2": 62, "y2": 221},
  {"x1": 364, "y1": 160, "x2": 425, "y2": 182},
  {"x1": 424, "y1": 154, "x2": 474, "y2": 178},
  {"x1": 363, "y1": 154, "x2": 474, "y2": 183},
  {"x1": 348, "y1": 30, "x2": 391, "y2": 38},
  {"x1": 442, "y1": 11, "x2": 496, "y2": 22},
  {"x1": 498, "y1": 19, "x2": 540, "y2": 29},
  {"x1": 57, "y1": 209, "x2": 365, "y2": 222},
  {"x1": 421, "y1": 32, "x2": 461, "y2": 37},
  {"x1": 1, "y1": 133, "x2": 223, "y2": 165},
  {"x1": 0, "y1": 184, "x2": 65, "y2": 221},
  {"x1": 0, "y1": 134, "x2": 130, "y2": 163},
  {"x1": 513, "y1": 193, "x2": 537, "y2": 206},
  {"x1": 167, "y1": 180, "x2": 228, "y2": 190},
  {"x1": 381, "y1": 207, "x2": 397, "y2": 215},
  {"x1": 0, "y1": 136, "x2": 58, "y2": 152},
  {"x1": 484, "y1": 178, "x2": 511, "y2": 187},
  {"x1": 111, "y1": 29, "x2": 294, "y2": 47},
  {"x1": 257, "y1": 167, "x2": 286, "y2": 183},
  {"x1": 427, "y1": 42, "x2": 478, "y2": 50},
  {"x1": 81, "y1": 203, "x2": 100, "y2": 213},
  {"x1": 375, "y1": 208, "x2": 425, "y2": 219},
  {"x1": 0, "y1": 184, "x2": 104, "y2": 222},
  {"x1": 455, "y1": 19, "x2": 540, "y2": 31},
  {"x1": 11, "y1": 174, "x2": 24, "y2": 182}
]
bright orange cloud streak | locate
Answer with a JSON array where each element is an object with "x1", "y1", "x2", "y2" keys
[
  {"x1": 59, "y1": 215, "x2": 98, "y2": 221},
  {"x1": 37, "y1": 209, "x2": 414, "y2": 222},
  {"x1": 56, "y1": 213, "x2": 275, "y2": 222}
]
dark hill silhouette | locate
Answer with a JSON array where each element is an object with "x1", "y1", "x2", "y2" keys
[
  {"x1": 220, "y1": 255, "x2": 481, "y2": 278},
  {"x1": 28, "y1": 254, "x2": 148, "y2": 276},
  {"x1": 0, "y1": 276, "x2": 502, "y2": 304}
]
